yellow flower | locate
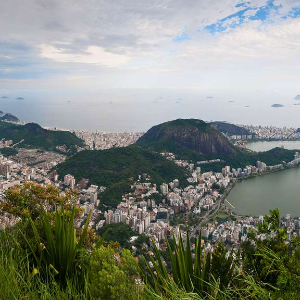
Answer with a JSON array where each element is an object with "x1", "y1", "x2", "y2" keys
[
  {"x1": 40, "y1": 243, "x2": 46, "y2": 250},
  {"x1": 32, "y1": 268, "x2": 39, "y2": 275},
  {"x1": 22, "y1": 208, "x2": 30, "y2": 216}
]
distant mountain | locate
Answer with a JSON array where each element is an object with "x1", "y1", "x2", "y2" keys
[
  {"x1": 136, "y1": 119, "x2": 241, "y2": 161},
  {"x1": 16, "y1": 97, "x2": 24, "y2": 100},
  {"x1": 56, "y1": 146, "x2": 187, "y2": 207},
  {"x1": 136, "y1": 119, "x2": 296, "y2": 172},
  {"x1": 294, "y1": 95, "x2": 300, "y2": 100},
  {"x1": 0, "y1": 113, "x2": 20, "y2": 122},
  {"x1": 56, "y1": 119, "x2": 298, "y2": 207},
  {"x1": 0, "y1": 121, "x2": 84, "y2": 153},
  {"x1": 210, "y1": 121, "x2": 251, "y2": 136},
  {"x1": 1, "y1": 96, "x2": 9, "y2": 99}
]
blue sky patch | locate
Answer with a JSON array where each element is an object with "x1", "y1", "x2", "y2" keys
[
  {"x1": 204, "y1": 0, "x2": 294, "y2": 34},
  {"x1": 173, "y1": 32, "x2": 191, "y2": 43},
  {"x1": 285, "y1": 7, "x2": 300, "y2": 19}
]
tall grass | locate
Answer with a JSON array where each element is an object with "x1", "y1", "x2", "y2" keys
[
  {"x1": 20, "y1": 206, "x2": 91, "y2": 287},
  {"x1": 143, "y1": 274, "x2": 273, "y2": 300},
  {"x1": 142, "y1": 233, "x2": 235, "y2": 297},
  {"x1": 0, "y1": 229, "x2": 89, "y2": 300}
]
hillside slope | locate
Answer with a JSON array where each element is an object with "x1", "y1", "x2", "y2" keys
[
  {"x1": 56, "y1": 146, "x2": 187, "y2": 207},
  {"x1": 0, "y1": 121, "x2": 84, "y2": 152},
  {"x1": 136, "y1": 119, "x2": 296, "y2": 172},
  {"x1": 210, "y1": 121, "x2": 251, "y2": 136},
  {"x1": 0, "y1": 113, "x2": 20, "y2": 122},
  {"x1": 136, "y1": 119, "x2": 241, "y2": 161}
]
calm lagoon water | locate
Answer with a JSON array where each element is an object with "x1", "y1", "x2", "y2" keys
[
  {"x1": 246, "y1": 140, "x2": 300, "y2": 152},
  {"x1": 227, "y1": 167, "x2": 300, "y2": 217},
  {"x1": 229, "y1": 140, "x2": 300, "y2": 217}
]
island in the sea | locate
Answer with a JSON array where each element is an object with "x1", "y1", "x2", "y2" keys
[
  {"x1": 1, "y1": 96, "x2": 9, "y2": 99},
  {"x1": 271, "y1": 104, "x2": 284, "y2": 108},
  {"x1": 15, "y1": 97, "x2": 24, "y2": 100},
  {"x1": 294, "y1": 95, "x2": 300, "y2": 100}
]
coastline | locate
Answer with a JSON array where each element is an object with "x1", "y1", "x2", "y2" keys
[{"x1": 197, "y1": 163, "x2": 300, "y2": 228}]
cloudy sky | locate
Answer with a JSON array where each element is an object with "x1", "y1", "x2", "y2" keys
[{"x1": 0, "y1": 0, "x2": 300, "y2": 94}]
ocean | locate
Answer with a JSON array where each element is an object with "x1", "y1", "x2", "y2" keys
[{"x1": 0, "y1": 89, "x2": 299, "y2": 132}]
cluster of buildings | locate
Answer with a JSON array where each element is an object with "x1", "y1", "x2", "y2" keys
[
  {"x1": 242, "y1": 125, "x2": 300, "y2": 140},
  {"x1": 73, "y1": 130, "x2": 144, "y2": 150},
  {"x1": 100, "y1": 161, "x2": 232, "y2": 245},
  {"x1": 0, "y1": 139, "x2": 13, "y2": 148},
  {"x1": 1, "y1": 124, "x2": 300, "y2": 251},
  {"x1": 228, "y1": 134, "x2": 253, "y2": 141},
  {"x1": 98, "y1": 150, "x2": 300, "y2": 247},
  {"x1": 227, "y1": 152, "x2": 300, "y2": 178},
  {"x1": 197, "y1": 159, "x2": 223, "y2": 165},
  {"x1": 0, "y1": 152, "x2": 60, "y2": 227},
  {"x1": 0, "y1": 150, "x2": 103, "y2": 229},
  {"x1": 52, "y1": 172, "x2": 103, "y2": 229},
  {"x1": 200, "y1": 212, "x2": 300, "y2": 255}
]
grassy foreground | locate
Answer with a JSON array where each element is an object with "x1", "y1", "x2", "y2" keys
[{"x1": 1, "y1": 183, "x2": 300, "y2": 299}]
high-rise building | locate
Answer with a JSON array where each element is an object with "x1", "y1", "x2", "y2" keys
[
  {"x1": 0, "y1": 163, "x2": 10, "y2": 178},
  {"x1": 90, "y1": 192, "x2": 97, "y2": 204},
  {"x1": 160, "y1": 183, "x2": 168, "y2": 195},
  {"x1": 64, "y1": 174, "x2": 75, "y2": 187},
  {"x1": 173, "y1": 179, "x2": 180, "y2": 188}
]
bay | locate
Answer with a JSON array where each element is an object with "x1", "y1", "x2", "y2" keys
[{"x1": 1, "y1": 89, "x2": 300, "y2": 131}]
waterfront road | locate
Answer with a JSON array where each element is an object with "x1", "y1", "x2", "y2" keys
[{"x1": 189, "y1": 183, "x2": 235, "y2": 239}]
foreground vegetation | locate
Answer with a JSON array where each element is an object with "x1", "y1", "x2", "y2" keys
[{"x1": 1, "y1": 184, "x2": 300, "y2": 299}]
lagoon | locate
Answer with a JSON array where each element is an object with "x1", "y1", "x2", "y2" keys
[
  {"x1": 227, "y1": 167, "x2": 300, "y2": 217},
  {"x1": 246, "y1": 140, "x2": 300, "y2": 152}
]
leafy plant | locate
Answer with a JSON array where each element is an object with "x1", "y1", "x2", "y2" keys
[
  {"x1": 0, "y1": 227, "x2": 90, "y2": 300},
  {"x1": 142, "y1": 233, "x2": 235, "y2": 297},
  {"x1": 89, "y1": 246, "x2": 140, "y2": 300},
  {"x1": 20, "y1": 205, "x2": 91, "y2": 287}
]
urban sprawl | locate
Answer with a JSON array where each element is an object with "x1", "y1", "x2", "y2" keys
[{"x1": 1, "y1": 124, "x2": 300, "y2": 255}]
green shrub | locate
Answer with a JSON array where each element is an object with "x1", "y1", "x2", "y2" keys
[
  {"x1": 21, "y1": 206, "x2": 91, "y2": 287},
  {"x1": 89, "y1": 246, "x2": 140, "y2": 300}
]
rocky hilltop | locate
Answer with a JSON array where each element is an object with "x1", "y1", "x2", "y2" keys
[
  {"x1": 210, "y1": 121, "x2": 251, "y2": 136},
  {"x1": 136, "y1": 119, "x2": 240, "y2": 160}
]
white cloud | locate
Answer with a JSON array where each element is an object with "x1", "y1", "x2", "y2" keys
[
  {"x1": 171, "y1": 18, "x2": 300, "y2": 66},
  {"x1": 39, "y1": 44, "x2": 131, "y2": 67},
  {"x1": 0, "y1": 0, "x2": 300, "y2": 90}
]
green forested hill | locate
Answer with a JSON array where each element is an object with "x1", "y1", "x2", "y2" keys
[
  {"x1": 136, "y1": 119, "x2": 242, "y2": 161},
  {"x1": 56, "y1": 146, "x2": 187, "y2": 207},
  {"x1": 0, "y1": 113, "x2": 20, "y2": 122},
  {"x1": 136, "y1": 119, "x2": 296, "y2": 171},
  {"x1": 0, "y1": 121, "x2": 84, "y2": 152},
  {"x1": 56, "y1": 119, "x2": 297, "y2": 206}
]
